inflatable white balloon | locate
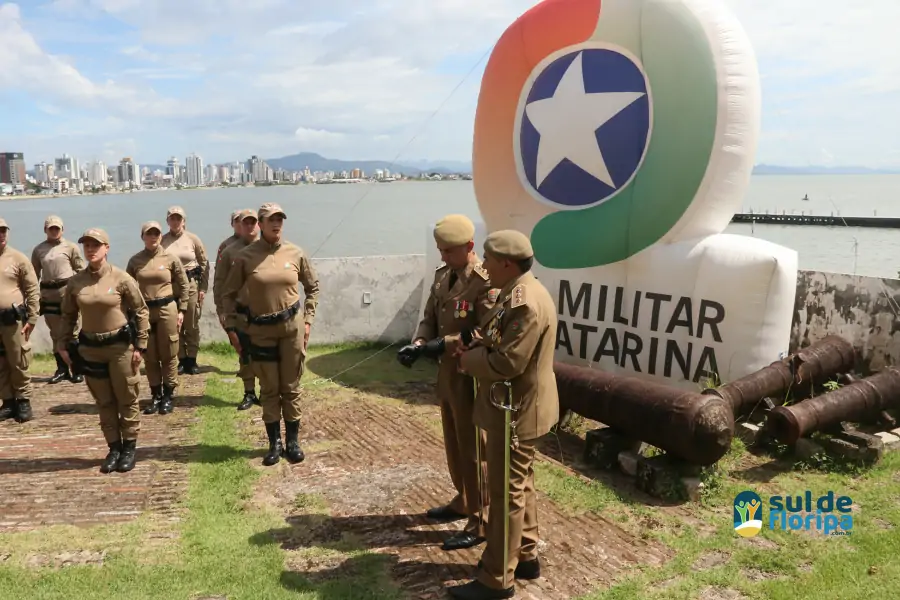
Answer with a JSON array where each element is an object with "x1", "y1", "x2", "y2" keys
[{"x1": 420, "y1": 0, "x2": 798, "y2": 391}]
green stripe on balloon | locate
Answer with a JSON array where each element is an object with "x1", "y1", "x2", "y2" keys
[{"x1": 531, "y1": 1, "x2": 718, "y2": 268}]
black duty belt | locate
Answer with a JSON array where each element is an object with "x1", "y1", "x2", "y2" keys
[
  {"x1": 40, "y1": 277, "x2": 71, "y2": 290},
  {"x1": 236, "y1": 302, "x2": 250, "y2": 316},
  {"x1": 0, "y1": 305, "x2": 26, "y2": 327},
  {"x1": 248, "y1": 301, "x2": 300, "y2": 326},
  {"x1": 185, "y1": 266, "x2": 202, "y2": 282},
  {"x1": 146, "y1": 295, "x2": 176, "y2": 308},
  {"x1": 78, "y1": 325, "x2": 131, "y2": 347},
  {"x1": 39, "y1": 300, "x2": 62, "y2": 316}
]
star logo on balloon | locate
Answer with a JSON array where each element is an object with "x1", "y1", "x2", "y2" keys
[{"x1": 515, "y1": 45, "x2": 652, "y2": 209}]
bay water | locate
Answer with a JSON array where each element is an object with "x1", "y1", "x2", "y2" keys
[{"x1": 1, "y1": 175, "x2": 898, "y2": 279}]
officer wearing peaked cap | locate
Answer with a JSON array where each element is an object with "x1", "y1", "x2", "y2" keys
[
  {"x1": 0, "y1": 218, "x2": 41, "y2": 424},
  {"x1": 404, "y1": 214, "x2": 495, "y2": 551},
  {"x1": 59, "y1": 228, "x2": 150, "y2": 474},
  {"x1": 126, "y1": 221, "x2": 190, "y2": 416},
  {"x1": 449, "y1": 229, "x2": 559, "y2": 600},
  {"x1": 221, "y1": 203, "x2": 320, "y2": 467},
  {"x1": 214, "y1": 208, "x2": 260, "y2": 411},
  {"x1": 30, "y1": 215, "x2": 86, "y2": 385},
  {"x1": 161, "y1": 206, "x2": 209, "y2": 375}
]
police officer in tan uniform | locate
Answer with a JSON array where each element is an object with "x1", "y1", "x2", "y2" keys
[
  {"x1": 399, "y1": 214, "x2": 494, "y2": 551},
  {"x1": 221, "y1": 203, "x2": 319, "y2": 467},
  {"x1": 215, "y1": 210, "x2": 242, "y2": 266},
  {"x1": 30, "y1": 215, "x2": 86, "y2": 384},
  {"x1": 59, "y1": 228, "x2": 150, "y2": 474},
  {"x1": 450, "y1": 230, "x2": 559, "y2": 600},
  {"x1": 126, "y1": 221, "x2": 190, "y2": 415},
  {"x1": 214, "y1": 208, "x2": 260, "y2": 411},
  {"x1": 161, "y1": 206, "x2": 208, "y2": 375},
  {"x1": 0, "y1": 218, "x2": 40, "y2": 424}
]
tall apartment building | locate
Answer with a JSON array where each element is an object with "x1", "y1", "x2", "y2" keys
[
  {"x1": 185, "y1": 153, "x2": 203, "y2": 187},
  {"x1": 0, "y1": 152, "x2": 26, "y2": 185}
]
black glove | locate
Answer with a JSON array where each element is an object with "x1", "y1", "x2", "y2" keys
[{"x1": 397, "y1": 344, "x2": 422, "y2": 368}]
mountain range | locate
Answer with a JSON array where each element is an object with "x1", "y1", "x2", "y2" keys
[{"x1": 138, "y1": 154, "x2": 900, "y2": 176}]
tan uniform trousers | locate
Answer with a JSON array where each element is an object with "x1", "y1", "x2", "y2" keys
[
  {"x1": 236, "y1": 320, "x2": 255, "y2": 393},
  {"x1": 439, "y1": 362, "x2": 488, "y2": 536},
  {"x1": 247, "y1": 312, "x2": 304, "y2": 424},
  {"x1": 146, "y1": 302, "x2": 180, "y2": 389},
  {"x1": 41, "y1": 287, "x2": 79, "y2": 349},
  {"x1": 0, "y1": 324, "x2": 32, "y2": 400},
  {"x1": 477, "y1": 434, "x2": 540, "y2": 591},
  {"x1": 179, "y1": 278, "x2": 201, "y2": 359},
  {"x1": 80, "y1": 342, "x2": 141, "y2": 444}
]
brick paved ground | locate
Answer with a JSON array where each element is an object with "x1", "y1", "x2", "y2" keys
[
  {"x1": 0, "y1": 373, "x2": 206, "y2": 533},
  {"x1": 252, "y1": 384, "x2": 675, "y2": 600}
]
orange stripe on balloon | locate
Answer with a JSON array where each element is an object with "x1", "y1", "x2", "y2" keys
[{"x1": 473, "y1": 0, "x2": 601, "y2": 226}]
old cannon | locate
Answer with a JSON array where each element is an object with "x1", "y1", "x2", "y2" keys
[
  {"x1": 555, "y1": 362, "x2": 734, "y2": 465},
  {"x1": 702, "y1": 335, "x2": 856, "y2": 417}
]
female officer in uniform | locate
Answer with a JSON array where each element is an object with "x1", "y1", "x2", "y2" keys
[
  {"x1": 126, "y1": 221, "x2": 190, "y2": 416},
  {"x1": 58, "y1": 228, "x2": 150, "y2": 474},
  {"x1": 221, "y1": 203, "x2": 320, "y2": 467}
]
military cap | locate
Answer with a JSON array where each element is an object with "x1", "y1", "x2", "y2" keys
[
  {"x1": 78, "y1": 228, "x2": 110, "y2": 245},
  {"x1": 141, "y1": 221, "x2": 163, "y2": 236},
  {"x1": 0, "y1": 218, "x2": 8, "y2": 230},
  {"x1": 44, "y1": 215, "x2": 64, "y2": 229},
  {"x1": 433, "y1": 214, "x2": 475, "y2": 248},
  {"x1": 239, "y1": 208, "x2": 258, "y2": 221},
  {"x1": 484, "y1": 229, "x2": 533, "y2": 260},
  {"x1": 230, "y1": 210, "x2": 241, "y2": 223},
  {"x1": 167, "y1": 206, "x2": 186, "y2": 218},
  {"x1": 258, "y1": 203, "x2": 287, "y2": 220}
]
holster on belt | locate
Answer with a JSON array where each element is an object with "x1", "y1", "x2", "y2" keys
[
  {"x1": 185, "y1": 266, "x2": 202, "y2": 282},
  {"x1": 0, "y1": 304, "x2": 26, "y2": 327},
  {"x1": 39, "y1": 300, "x2": 62, "y2": 316}
]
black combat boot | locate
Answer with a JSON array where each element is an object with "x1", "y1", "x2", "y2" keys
[
  {"x1": 283, "y1": 420, "x2": 305, "y2": 464},
  {"x1": 14, "y1": 399, "x2": 33, "y2": 423},
  {"x1": 117, "y1": 439, "x2": 137, "y2": 472},
  {"x1": 48, "y1": 352, "x2": 70, "y2": 384},
  {"x1": 101, "y1": 441, "x2": 121, "y2": 473},
  {"x1": 71, "y1": 371, "x2": 84, "y2": 383},
  {"x1": 263, "y1": 421, "x2": 283, "y2": 466},
  {"x1": 143, "y1": 385, "x2": 162, "y2": 415},
  {"x1": 0, "y1": 398, "x2": 14, "y2": 420},
  {"x1": 237, "y1": 390, "x2": 257, "y2": 411},
  {"x1": 159, "y1": 385, "x2": 174, "y2": 415},
  {"x1": 177, "y1": 358, "x2": 185, "y2": 375},
  {"x1": 185, "y1": 357, "x2": 200, "y2": 375}
]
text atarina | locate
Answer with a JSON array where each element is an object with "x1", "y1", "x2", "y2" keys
[{"x1": 555, "y1": 281, "x2": 723, "y2": 383}]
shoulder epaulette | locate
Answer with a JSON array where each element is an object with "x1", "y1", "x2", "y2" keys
[
  {"x1": 510, "y1": 284, "x2": 526, "y2": 308},
  {"x1": 473, "y1": 264, "x2": 489, "y2": 280}
]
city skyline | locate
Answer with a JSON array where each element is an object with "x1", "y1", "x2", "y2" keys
[{"x1": 1, "y1": 1, "x2": 898, "y2": 169}]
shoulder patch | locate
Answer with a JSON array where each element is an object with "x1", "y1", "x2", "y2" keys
[
  {"x1": 510, "y1": 284, "x2": 526, "y2": 308},
  {"x1": 435, "y1": 263, "x2": 449, "y2": 272},
  {"x1": 487, "y1": 288, "x2": 500, "y2": 303}
]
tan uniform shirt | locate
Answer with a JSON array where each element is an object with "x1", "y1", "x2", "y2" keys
[
  {"x1": 216, "y1": 234, "x2": 239, "y2": 265},
  {"x1": 58, "y1": 263, "x2": 150, "y2": 351},
  {"x1": 214, "y1": 237, "x2": 253, "y2": 317},
  {"x1": 31, "y1": 239, "x2": 85, "y2": 285},
  {"x1": 221, "y1": 238, "x2": 320, "y2": 330},
  {"x1": 125, "y1": 247, "x2": 190, "y2": 310},
  {"x1": 414, "y1": 255, "x2": 494, "y2": 365},
  {"x1": 460, "y1": 271, "x2": 559, "y2": 441},
  {"x1": 161, "y1": 230, "x2": 209, "y2": 293},
  {"x1": 0, "y1": 245, "x2": 40, "y2": 326}
]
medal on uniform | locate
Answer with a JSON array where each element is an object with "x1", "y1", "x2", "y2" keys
[
  {"x1": 459, "y1": 300, "x2": 469, "y2": 318},
  {"x1": 453, "y1": 301, "x2": 460, "y2": 318}
]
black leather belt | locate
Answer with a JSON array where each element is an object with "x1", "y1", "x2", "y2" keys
[
  {"x1": 40, "y1": 277, "x2": 71, "y2": 290},
  {"x1": 248, "y1": 301, "x2": 301, "y2": 326},
  {"x1": 78, "y1": 325, "x2": 131, "y2": 347},
  {"x1": 146, "y1": 295, "x2": 176, "y2": 308}
]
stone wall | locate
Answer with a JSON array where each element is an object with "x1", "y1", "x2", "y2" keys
[{"x1": 791, "y1": 270, "x2": 900, "y2": 375}]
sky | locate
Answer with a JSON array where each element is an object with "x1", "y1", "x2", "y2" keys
[{"x1": 1, "y1": 0, "x2": 898, "y2": 169}]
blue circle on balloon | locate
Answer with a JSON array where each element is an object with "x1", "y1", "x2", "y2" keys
[{"x1": 519, "y1": 48, "x2": 651, "y2": 208}]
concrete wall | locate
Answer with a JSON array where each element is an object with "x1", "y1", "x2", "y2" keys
[
  {"x1": 27, "y1": 254, "x2": 427, "y2": 354},
  {"x1": 791, "y1": 270, "x2": 900, "y2": 376}
]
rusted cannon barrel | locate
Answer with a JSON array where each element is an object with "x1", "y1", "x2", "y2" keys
[
  {"x1": 555, "y1": 362, "x2": 734, "y2": 465},
  {"x1": 767, "y1": 367, "x2": 900, "y2": 445},
  {"x1": 702, "y1": 335, "x2": 856, "y2": 417}
]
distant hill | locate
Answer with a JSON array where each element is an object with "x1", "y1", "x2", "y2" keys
[
  {"x1": 265, "y1": 152, "x2": 469, "y2": 175},
  {"x1": 753, "y1": 164, "x2": 900, "y2": 175}
]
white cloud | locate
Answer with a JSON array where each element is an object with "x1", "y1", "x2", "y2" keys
[{"x1": 4, "y1": 0, "x2": 898, "y2": 168}]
